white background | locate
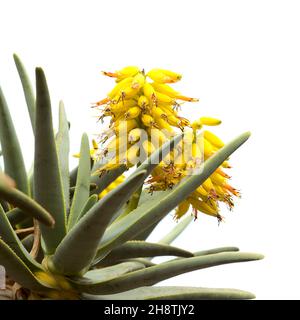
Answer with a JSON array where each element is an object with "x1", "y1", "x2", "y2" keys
[{"x1": 0, "y1": 0, "x2": 300, "y2": 299}]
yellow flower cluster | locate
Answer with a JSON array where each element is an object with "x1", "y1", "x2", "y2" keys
[{"x1": 93, "y1": 66, "x2": 240, "y2": 221}]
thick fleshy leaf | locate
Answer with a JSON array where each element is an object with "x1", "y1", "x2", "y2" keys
[
  {"x1": 158, "y1": 215, "x2": 193, "y2": 245},
  {"x1": 6, "y1": 208, "x2": 28, "y2": 226},
  {"x1": 34, "y1": 68, "x2": 66, "y2": 254},
  {"x1": 76, "y1": 261, "x2": 145, "y2": 283},
  {"x1": 90, "y1": 164, "x2": 126, "y2": 196},
  {"x1": 0, "y1": 87, "x2": 28, "y2": 194},
  {"x1": 73, "y1": 251, "x2": 263, "y2": 295},
  {"x1": 76, "y1": 194, "x2": 98, "y2": 222},
  {"x1": 13, "y1": 54, "x2": 36, "y2": 132},
  {"x1": 134, "y1": 133, "x2": 183, "y2": 176},
  {"x1": 0, "y1": 205, "x2": 43, "y2": 272},
  {"x1": 0, "y1": 239, "x2": 46, "y2": 291},
  {"x1": 84, "y1": 286, "x2": 255, "y2": 300},
  {"x1": 55, "y1": 101, "x2": 70, "y2": 211},
  {"x1": 49, "y1": 170, "x2": 148, "y2": 276},
  {"x1": 0, "y1": 178, "x2": 54, "y2": 226},
  {"x1": 98, "y1": 241, "x2": 193, "y2": 265},
  {"x1": 96, "y1": 132, "x2": 250, "y2": 259},
  {"x1": 68, "y1": 134, "x2": 90, "y2": 230}
]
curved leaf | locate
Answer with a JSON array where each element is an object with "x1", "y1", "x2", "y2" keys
[
  {"x1": 76, "y1": 261, "x2": 145, "y2": 283},
  {"x1": 55, "y1": 101, "x2": 70, "y2": 211},
  {"x1": 50, "y1": 170, "x2": 148, "y2": 276},
  {"x1": 158, "y1": 215, "x2": 193, "y2": 245},
  {"x1": 68, "y1": 133, "x2": 90, "y2": 230},
  {"x1": 6, "y1": 208, "x2": 28, "y2": 226},
  {"x1": 0, "y1": 178, "x2": 54, "y2": 226},
  {"x1": 76, "y1": 194, "x2": 98, "y2": 222},
  {"x1": 98, "y1": 240, "x2": 193, "y2": 265},
  {"x1": 90, "y1": 164, "x2": 127, "y2": 196},
  {"x1": 0, "y1": 87, "x2": 28, "y2": 194},
  {"x1": 134, "y1": 133, "x2": 183, "y2": 176},
  {"x1": 34, "y1": 68, "x2": 66, "y2": 254},
  {"x1": 13, "y1": 53, "x2": 36, "y2": 132},
  {"x1": 96, "y1": 132, "x2": 250, "y2": 259},
  {"x1": 84, "y1": 286, "x2": 255, "y2": 300},
  {"x1": 0, "y1": 239, "x2": 46, "y2": 291},
  {"x1": 0, "y1": 205, "x2": 43, "y2": 272},
  {"x1": 73, "y1": 251, "x2": 263, "y2": 295}
]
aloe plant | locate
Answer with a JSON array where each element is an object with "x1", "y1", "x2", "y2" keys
[{"x1": 0, "y1": 55, "x2": 263, "y2": 300}]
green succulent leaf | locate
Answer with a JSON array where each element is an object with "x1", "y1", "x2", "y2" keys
[
  {"x1": 98, "y1": 240, "x2": 193, "y2": 265},
  {"x1": 34, "y1": 68, "x2": 67, "y2": 254},
  {"x1": 5, "y1": 208, "x2": 27, "y2": 226},
  {"x1": 68, "y1": 133, "x2": 90, "y2": 230},
  {"x1": 96, "y1": 132, "x2": 250, "y2": 259},
  {"x1": 134, "y1": 133, "x2": 183, "y2": 177},
  {"x1": 158, "y1": 215, "x2": 193, "y2": 245},
  {"x1": 76, "y1": 194, "x2": 98, "y2": 222},
  {"x1": 50, "y1": 170, "x2": 148, "y2": 276},
  {"x1": 90, "y1": 164, "x2": 127, "y2": 196},
  {"x1": 0, "y1": 177, "x2": 54, "y2": 226},
  {"x1": 55, "y1": 101, "x2": 70, "y2": 211},
  {"x1": 0, "y1": 239, "x2": 46, "y2": 291},
  {"x1": 13, "y1": 54, "x2": 36, "y2": 132},
  {"x1": 85, "y1": 286, "x2": 255, "y2": 300},
  {"x1": 73, "y1": 251, "x2": 263, "y2": 295},
  {"x1": 0, "y1": 205, "x2": 44, "y2": 272},
  {"x1": 194, "y1": 247, "x2": 240, "y2": 256},
  {"x1": 75, "y1": 261, "x2": 145, "y2": 283},
  {"x1": 0, "y1": 87, "x2": 29, "y2": 194}
]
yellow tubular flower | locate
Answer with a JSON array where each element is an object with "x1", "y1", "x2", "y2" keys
[
  {"x1": 141, "y1": 114, "x2": 156, "y2": 127},
  {"x1": 125, "y1": 106, "x2": 141, "y2": 119},
  {"x1": 94, "y1": 66, "x2": 239, "y2": 222},
  {"x1": 147, "y1": 69, "x2": 182, "y2": 83},
  {"x1": 102, "y1": 66, "x2": 140, "y2": 80},
  {"x1": 128, "y1": 128, "x2": 143, "y2": 143}
]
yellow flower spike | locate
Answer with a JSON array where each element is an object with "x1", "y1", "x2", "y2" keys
[
  {"x1": 107, "y1": 77, "x2": 134, "y2": 98},
  {"x1": 175, "y1": 200, "x2": 190, "y2": 219},
  {"x1": 192, "y1": 143, "x2": 202, "y2": 159},
  {"x1": 126, "y1": 144, "x2": 140, "y2": 165},
  {"x1": 203, "y1": 138, "x2": 215, "y2": 158},
  {"x1": 203, "y1": 130, "x2": 225, "y2": 148},
  {"x1": 143, "y1": 82, "x2": 157, "y2": 103},
  {"x1": 114, "y1": 119, "x2": 138, "y2": 135},
  {"x1": 216, "y1": 167, "x2": 231, "y2": 179},
  {"x1": 176, "y1": 95, "x2": 199, "y2": 102},
  {"x1": 141, "y1": 114, "x2": 156, "y2": 127},
  {"x1": 102, "y1": 66, "x2": 140, "y2": 80},
  {"x1": 147, "y1": 69, "x2": 182, "y2": 83},
  {"x1": 138, "y1": 95, "x2": 149, "y2": 108},
  {"x1": 224, "y1": 184, "x2": 241, "y2": 197},
  {"x1": 210, "y1": 172, "x2": 226, "y2": 186},
  {"x1": 196, "y1": 186, "x2": 209, "y2": 197},
  {"x1": 128, "y1": 128, "x2": 143, "y2": 143},
  {"x1": 155, "y1": 91, "x2": 174, "y2": 104},
  {"x1": 148, "y1": 128, "x2": 167, "y2": 147},
  {"x1": 188, "y1": 197, "x2": 220, "y2": 219},
  {"x1": 151, "y1": 82, "x2": 179, "y2": 98},
  {"x1": 125, "y1": 106, "x2": 141, "y2": 119},
  {"x1": 153, "y1": 116, "x2": 173, "y2": 132},
  {"x1": 200, "y1": 117, "x2": 222, "y2": 126},
  {"x1": 108, "y1": 99, "x2": 137, "y2": 113},
  {"x1": 222, "y1": 160, "x2": 232, "y2": 169},
  {"x1": 142, "y1": 140, "x2": 156, "y2": 156},
  {"x1": 131, "y1": 72, "x2": 145, "y2": 90},
  {"x1": 151, "y1": 106, "x2": 168, "y2": 119},
  {"x1": 202, "y1": 177, "x2": 215, "y2": 193}
]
